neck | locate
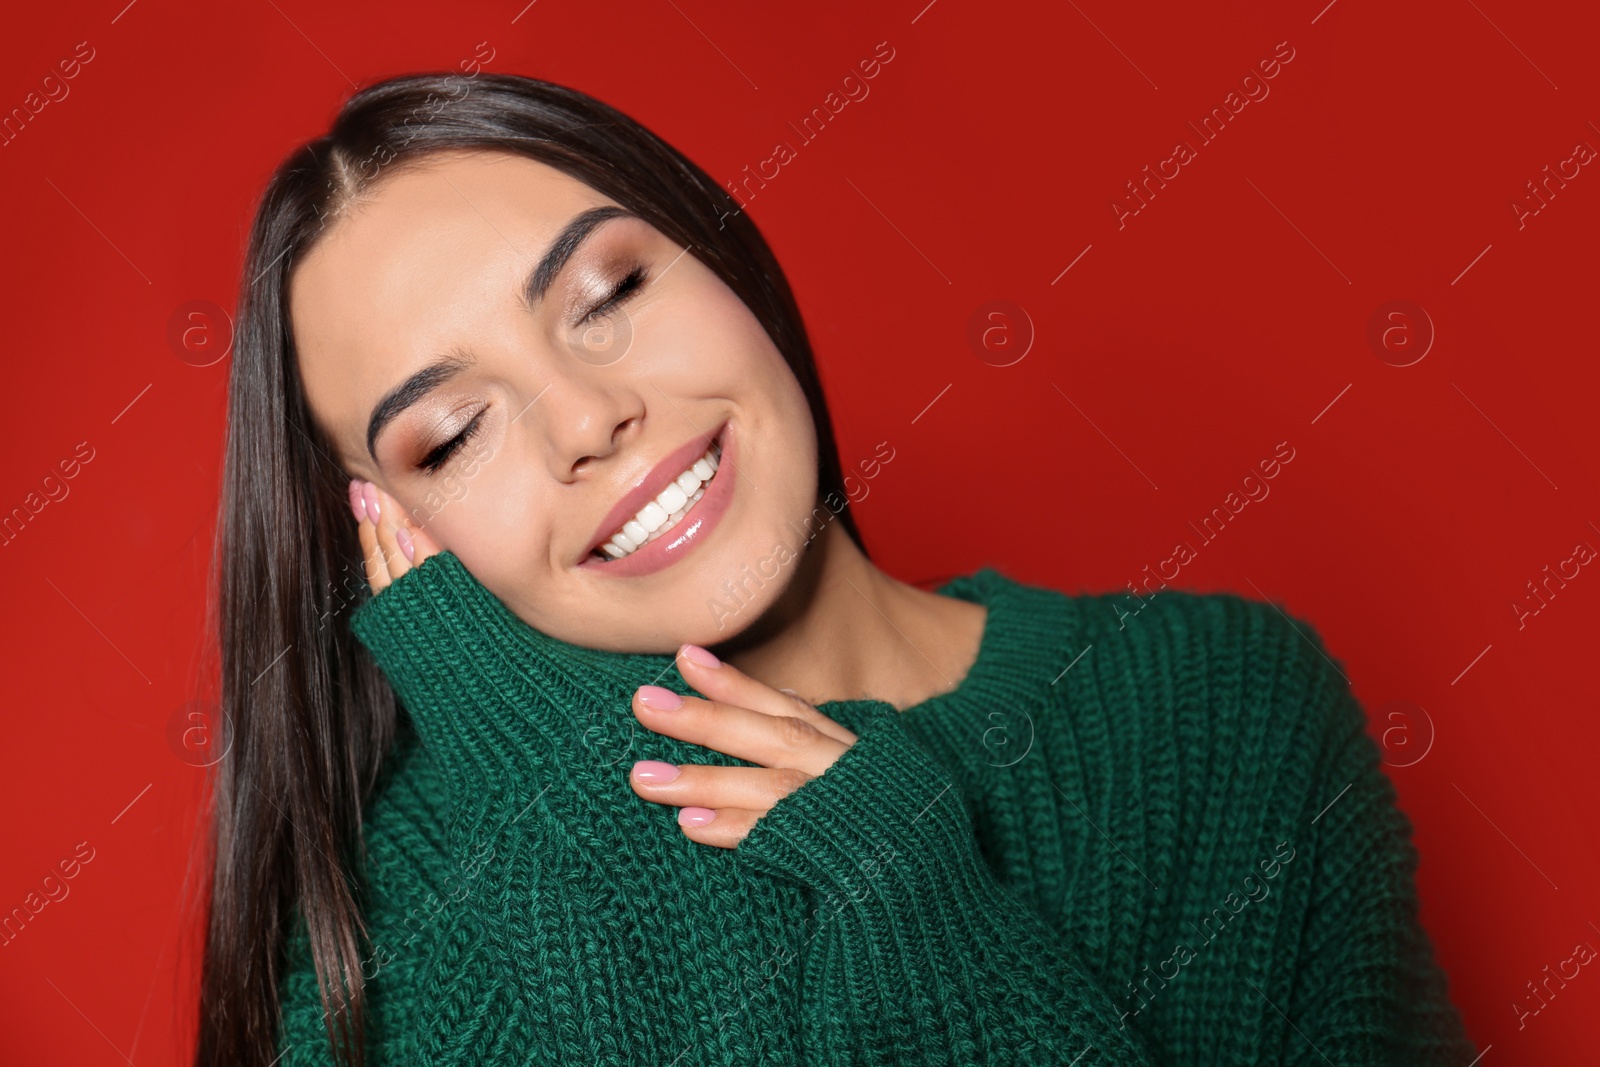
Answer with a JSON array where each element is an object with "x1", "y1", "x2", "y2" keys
[{"x1": 706, "y1": 519, "x2": 987, "y2": 711}]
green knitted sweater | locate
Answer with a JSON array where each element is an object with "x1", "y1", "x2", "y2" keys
[{"x1": 275, "y1": 550, "x2": 1476, "y2": 1065}]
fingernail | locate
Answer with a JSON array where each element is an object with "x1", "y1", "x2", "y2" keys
[
  {"x1": 362, "y1": 482, "x2": 381, "y2": 521},
  {"x1": 632, "y1": 760, "x2": 681, "y2": 784},
  {"x1": 637, "y1": 685, "x2": 684, "y2": 711},
  {"x1": 395, "y1": 526, "x2": 415, "y2": 563},
  {"x1": 347, "y1": 480, "x2": 367, "y2": 523},
  {"x1": 678, "y1": 806, "x2": 716, "y2": 827},
  {"x1": 679, "y1": 644, "x2": 720, "y2": 669}
]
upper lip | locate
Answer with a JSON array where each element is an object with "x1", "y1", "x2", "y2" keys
[{"x1": 581, "y1": 422, "x2": 726, "y2": 561}]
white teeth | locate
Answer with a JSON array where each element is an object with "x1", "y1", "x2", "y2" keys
[
  {"x1": 636, "y1": 501, "x2": 669, "y2": 534},
  {"x1": 595, "y1": 439, "x2": 724, "y2": 561},
  {"x1": 657, "y1": 482, "x2": 688, "y2": 516}
]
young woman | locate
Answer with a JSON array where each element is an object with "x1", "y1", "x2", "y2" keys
[{"x1": 194, "y1": 72, "x2": 1477, "y2": 1066}]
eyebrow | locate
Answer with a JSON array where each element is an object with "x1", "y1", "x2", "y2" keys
[{"x1": 364, "y1": 204, "x2": 637, "y2": 462}]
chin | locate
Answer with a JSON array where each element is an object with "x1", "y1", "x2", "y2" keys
[{"x1": 681, "y1": 532, "x2": 806, "y2": 645}]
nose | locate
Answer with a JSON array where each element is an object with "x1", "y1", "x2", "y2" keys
[{"x1": 532, "y1": 374, "x2": 643, "y2": 481}]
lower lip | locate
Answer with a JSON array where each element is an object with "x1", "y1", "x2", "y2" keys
[{"x1": 578, "y1": 422, "x2": 736, "y2": 578}]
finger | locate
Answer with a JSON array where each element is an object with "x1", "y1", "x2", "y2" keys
[
  {"x1": 632, "y1": 688, "x2": 850, "y2": 777},
  {"x1": 354, "y1": 487, "x2": 390, "y2": 595},
  {"x1": 674, "y1": 644, "x2": 856, "y2": 746},
  {"x1": 674, "y1": 805, "x2": 762, "y2": 850},
  {"x1": 628, "y1": 760, "x2": 812, "y2": 815},
  {"x1": 364, "y1": 481, "x2": 412, "y2": 584}
]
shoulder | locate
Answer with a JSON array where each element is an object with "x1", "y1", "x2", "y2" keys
[
  {"x1": 1086, "y1": 584, "x2": 1367, "y2": 770},
  {"x1": 960, "y1": 564, "x2": 1342, "y2": 678},
  {"x1": 964, "y1": 568, "x2": 1365, "y2": 771}
]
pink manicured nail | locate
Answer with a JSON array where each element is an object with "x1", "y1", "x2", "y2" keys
[
  {"x1": 632, "y1": 760, "x2": 681, "y2": 784},
  {"x1": 362, "y1": 482, "x2": 381, "y2": 521},
  {"x1": 679, "y1": 644, "x2": 720, "y2": 669},
  {"x1": 678, "y1": 806, "x2": 716, "y2": 827},
  {"x1": 347, "y1": 480, "x2": 367, "y2": 523},
  {"x1": 395, "y1": 526, "x2": 415, "y2": 563},
  {"x1": 637, "y1": 686, "x2": 684, "y2": 711}
]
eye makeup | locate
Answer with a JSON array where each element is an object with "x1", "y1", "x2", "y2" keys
[
  {"x1": 580, "y1": 262, "x2": 648, "y2": 325},
  {"x1": 416, "y1": 409, "x2": 486, "y2": 475}
]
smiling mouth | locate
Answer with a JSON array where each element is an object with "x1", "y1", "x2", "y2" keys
[{"x1": 587, "y1": 426, "x2": 727, "y2": 564}]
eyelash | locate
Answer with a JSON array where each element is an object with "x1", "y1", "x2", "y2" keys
[
  {"x1": 417, "y1": 410, "x2": 485, "y2": 476},
  {"x1": 414, "y1": 265, "x2": 649, "y2": 476},
  {"x1": 582, "y1": 263, "x2": 648, "y2": 323}
]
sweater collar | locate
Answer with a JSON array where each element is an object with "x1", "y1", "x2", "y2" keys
[
  {"x1": 834, "y1": 566, "x2": 1078, "y2": 766},
  {"x1": 347, "y1": 551, "x2": 694, "y2": 812},
  {"x1": 347, "y1": 554, "x2": 1063, "y2": 805}
]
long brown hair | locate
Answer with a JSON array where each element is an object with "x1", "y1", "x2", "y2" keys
[{"x1": 193, "y1": 70, "x2": 865, "y2": 1067}]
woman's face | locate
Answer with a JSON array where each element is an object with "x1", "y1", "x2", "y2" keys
[{"x1": 290, "y1": 148, "x2": 820, "y2": 652}]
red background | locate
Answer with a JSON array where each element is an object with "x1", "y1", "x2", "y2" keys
[{"x1": 2, "y1": 0, "x2": 1596, "y2": 1062}]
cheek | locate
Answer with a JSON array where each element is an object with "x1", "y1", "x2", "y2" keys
[
  {"x1": 751, "y1": 349, "x2": 819, "y2": 490},
  {"x1": 407, "y1": 447, "x2": 551, "y2": 574},
  {"x1": 656, "y1": 270, "x2": 785, "y2": 388},
  {"x1": 647, "y1": 280, "x2": 819, "y2": 491}
]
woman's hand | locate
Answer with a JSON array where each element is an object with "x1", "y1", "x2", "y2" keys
[
  {"x1": 348, "y1": 479, "x2": 441, "y2": 592},
  {"x1": 629, "y1": 647, "x2": 860, "y2": 849}
]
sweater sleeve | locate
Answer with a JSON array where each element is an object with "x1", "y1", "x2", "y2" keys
[
  {"x1": 1272, "y1": 635, "x2": 1479, "y2": 1065},
  {"x1": 732, "y1": 706, "x2": 1157, "y2": 1066}
]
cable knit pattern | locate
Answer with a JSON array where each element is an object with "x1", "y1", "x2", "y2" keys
[{"x1": 274, "y1": 550, "x2": 1477, "y2": 1065}]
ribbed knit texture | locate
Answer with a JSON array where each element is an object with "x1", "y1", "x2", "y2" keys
[{"x1": 275, "y1": 550, "x2": 1477, "y2": 1065}]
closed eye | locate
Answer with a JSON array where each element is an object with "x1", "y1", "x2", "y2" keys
[
  {"x1": 417, "y1": 410, "x2": 485, "y2": 475},
  {"x1": 582, "y1": 264, "x2": 647, "y2": 324}
]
